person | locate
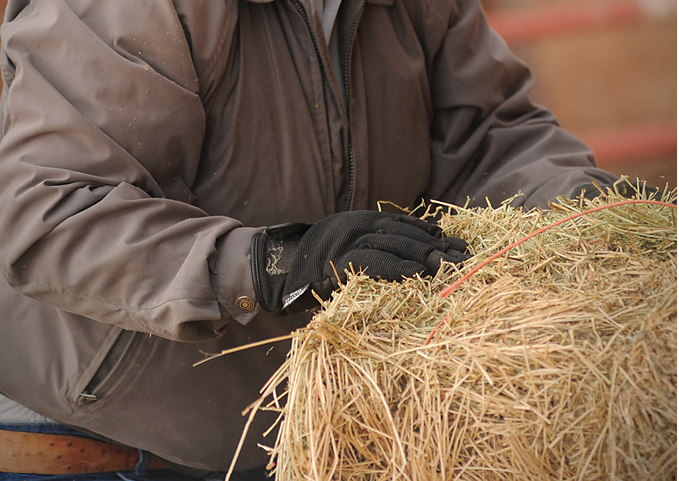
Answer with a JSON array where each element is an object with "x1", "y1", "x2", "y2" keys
[{"x1": 0, "y1": 0, "x2": 620, "y2": 478}]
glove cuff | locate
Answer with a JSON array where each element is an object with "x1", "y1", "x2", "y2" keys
[
  {"x1": 250, "y1": 223, "x2": 311, "y2": 315},
  {"x1": 250, "y1": 232, "x2": 277, "y2": 312}
]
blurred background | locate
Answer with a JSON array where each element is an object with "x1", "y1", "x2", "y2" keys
[
  {"x1": 0, "y1": 0, "x2": 675, "y2": 189},
  {"x1": 482, "y1": 0, "x2": 677, "y2": 190}
]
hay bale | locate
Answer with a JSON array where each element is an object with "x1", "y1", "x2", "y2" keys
[{"x1": 242, "y1": 186, "x2": 677, "y2": 480}]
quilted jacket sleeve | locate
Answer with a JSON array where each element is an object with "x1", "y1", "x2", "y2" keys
[
  {"x1": 0, "y1": 0, "x2": 259, "y2": 342},
  {"x1": 426, "y1": 0, "x2": 618, "y2": 209}
]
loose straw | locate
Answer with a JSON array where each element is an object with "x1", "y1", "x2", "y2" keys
[
  {"x1": 193, "y1": 334, "x2": 295, "y2": 366},
  {"x1": 425, "y1": 199, "x2": 677, "y2": 345}
]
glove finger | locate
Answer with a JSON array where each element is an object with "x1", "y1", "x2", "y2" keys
[
  {"x1": 350, "y1": 233, "x2": 439, "y2": 267},
  {"x1": 377, "y1": 214, "x2": 469, "y2": 255},
  {"x1": 335, "y1": 249, "x2": 426, "y2": 284},
  {"x1": 425, "y1": 250, "x2": 471, "y2": 274},
  {"x1": 379, "y1": 213, "x2": 469, "y2": 255},
  {"x1": 353, "y1": 234, "x2": 470, "y2": 276},
  {"x1": 382, "y1": 214, "x2": 444, "y2": 238},
  {"x1": 443, "y1": 235, "x2": 469, "y2": 253},
  {"x1": 373, "y1": 218, "x2": 450, "y2": 252}
]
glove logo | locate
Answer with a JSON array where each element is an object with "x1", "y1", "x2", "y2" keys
[{"x1": 282, "y1": 284, "x2": 310, "y2": 310}]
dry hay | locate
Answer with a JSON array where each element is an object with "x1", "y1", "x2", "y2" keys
[{"x1": 238, "y1": 183, "x2": 677, "y2": 480}]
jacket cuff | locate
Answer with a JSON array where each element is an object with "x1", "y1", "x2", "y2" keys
[{"x1": 212, "y1": 226, "x2": 266, "y2": 326}]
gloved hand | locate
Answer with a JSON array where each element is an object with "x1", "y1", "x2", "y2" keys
[{"x1": 250, "y1": 211, "x2": 470, "y2": 314}]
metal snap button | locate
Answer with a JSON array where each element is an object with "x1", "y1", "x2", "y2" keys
[{"x1": 235, "y1": 296, "x2": 256, "y2": 312}]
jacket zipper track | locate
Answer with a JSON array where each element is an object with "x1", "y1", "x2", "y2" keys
[
  {"x1": 293, "y1": 0, "x2": 365, "y2": 212},
  {"x1": 342, "y1": 0, "x2": 366, "y2": 211},
  {"x1": 293, "y1": 1, "x2": 328, "y2": 109},
  {"x1": 292, "y1": 0, "x2": 331, "y2": 182}
]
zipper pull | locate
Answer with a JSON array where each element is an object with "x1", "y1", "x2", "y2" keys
[{"x1": 77, "y1": 392, "x2": 97, "y2": 404}]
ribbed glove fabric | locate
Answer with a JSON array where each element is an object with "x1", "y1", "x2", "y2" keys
[{"x1": 251, "y1": 211, "x2": 470, "y2": 314}]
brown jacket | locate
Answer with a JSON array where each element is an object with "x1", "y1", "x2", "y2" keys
[{"x1": 0, "y1": 0, "x2": 616, "y2": 472}]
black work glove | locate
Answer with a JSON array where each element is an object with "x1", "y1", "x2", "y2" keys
[{"x1": 250, "y1": 211, "x2": 470, "y2": 315}]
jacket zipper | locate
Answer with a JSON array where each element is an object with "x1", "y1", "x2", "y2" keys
[
  {"x1": 293, "y1": 0, "x2": 365, "y2": 212},
  {"x1": 292, "y1": 0, "x2": 330, "y2": 159},
  {"x1": 342, "y1": 0, "x2": 366, "y2": 211}
]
